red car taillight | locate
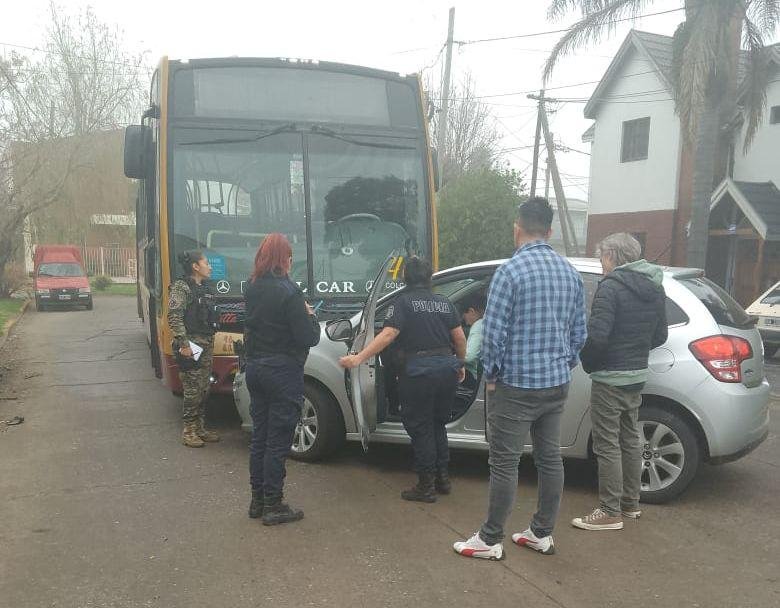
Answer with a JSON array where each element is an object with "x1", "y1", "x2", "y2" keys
[{"x1": 689, "y1": 335, "x2": 753, "y2": 383}]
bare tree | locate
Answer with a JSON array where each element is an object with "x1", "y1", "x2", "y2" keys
[
  {"x1": 428, "y1": 73, "x2": 502, "y2": 183},
  {"x1": 0, "y1": 2, "x2": 147, "y2": 295}
]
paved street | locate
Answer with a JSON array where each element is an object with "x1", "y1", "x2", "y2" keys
[{"x1": 0, "y1": 296, "x2": 779, "y2": 608}]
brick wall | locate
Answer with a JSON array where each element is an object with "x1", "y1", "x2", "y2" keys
[{"x1": 586, "y1": 209, "x2": 676, "y2": 264}]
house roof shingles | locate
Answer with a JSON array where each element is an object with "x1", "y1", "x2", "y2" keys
[
  {"x1": 733, "y1": 181, "x2": 780, "y2": 241},
  {"x1": 584, "y1": 30, "x2": 780, "y2": 119}
]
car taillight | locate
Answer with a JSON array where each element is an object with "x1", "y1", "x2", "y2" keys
[{"x1": 689, "y1": 335, "x2": 753, "y2": 383}]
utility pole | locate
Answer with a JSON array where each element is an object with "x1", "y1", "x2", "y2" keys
[
  {"x1": 529, "y1": 89, "x2": 544, "y2": 197},
  {"x1": 529, "y1": 93, "x2": 580, "y2": 256},
  {"x1": 436, "y1": 7, "x2": 455, "y2": 180},
  {"x1": 544, "y1": 157, "x2": 551, "y2": 200}
]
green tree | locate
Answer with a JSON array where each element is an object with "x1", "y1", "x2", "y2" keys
[
  {"x1": 544, "y1": 0, "x2": 780, "y2": 269},
  {"x1": 437, "y1": 167, "x2": 525, "y2": 268}
]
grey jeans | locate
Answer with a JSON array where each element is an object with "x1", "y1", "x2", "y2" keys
[
  {"x1": 480, "y1": 382, "x2": 569, "y2": 545},
  {"x1": 590, "y1": 381, "x2": 643, "y2": 516}
]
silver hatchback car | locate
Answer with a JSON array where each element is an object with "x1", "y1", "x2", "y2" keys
[{"x1": 234, "y1": 258, "x2": 771, "y2": 504}]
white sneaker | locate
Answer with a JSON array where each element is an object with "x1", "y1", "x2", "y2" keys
[
  {"x1": 622, "y1": 508, "x2": 642, "y2": 519},
  {"x1": 511, "y1": 528, "x2": 555, "y2": 555},
  {"x1": 453, "y1": 532, "x2": 504, "y2": 561}
]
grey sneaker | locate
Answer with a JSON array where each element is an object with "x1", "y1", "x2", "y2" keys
[
  {"x1": 572, "y1": 507, "x2": 624, "y2": 531},
  {"x1": 621, "y1": 508, "x2": 642, "y2": 519}
]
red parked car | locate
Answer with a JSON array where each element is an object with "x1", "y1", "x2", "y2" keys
[{"x1": 33, "y1": 245, "x2": 93, "y2": 311}]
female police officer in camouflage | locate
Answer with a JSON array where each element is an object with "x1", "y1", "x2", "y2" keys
[{"x1": 168, "y1": 250, "x2": 220, "y2": 448}]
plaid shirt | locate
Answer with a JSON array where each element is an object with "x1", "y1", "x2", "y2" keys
[{"x1": 482, "y1": 241, "x2": 587, "y2": 389}]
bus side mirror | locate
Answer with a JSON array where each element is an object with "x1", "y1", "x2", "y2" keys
[
  {"x1": 430, "y1": 147, "x2": 440, "y2": 191},
  {"x1": 124, "y1": 124, "x2": 153, "y2": 179}
]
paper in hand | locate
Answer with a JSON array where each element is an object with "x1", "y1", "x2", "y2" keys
[{"x1": 188, "y1": 341, "x2": 204, "y2": 361}]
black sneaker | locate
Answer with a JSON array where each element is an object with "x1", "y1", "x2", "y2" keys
[{"x1": 262, "y1": 502, "x2": 304, "y2": 526}]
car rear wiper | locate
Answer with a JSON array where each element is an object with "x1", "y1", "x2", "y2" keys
[
  {"x1": 309, "y1": 125, "x2": 415, "y2": 150},
  {"x1": 179, "y1": 123, "x2": 298, "y2": 146}
]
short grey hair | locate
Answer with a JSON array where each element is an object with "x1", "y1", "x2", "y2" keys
[{"x1": 595, "y1": 233, "x2": 642, "y2": 267}]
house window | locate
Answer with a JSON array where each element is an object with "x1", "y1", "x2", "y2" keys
[
  {"x1": 770, "y1": 106, "x2": 780, "y2": 124},
  {"x1": 621, "y1": 117, "x2": 651, "y2": 162}
]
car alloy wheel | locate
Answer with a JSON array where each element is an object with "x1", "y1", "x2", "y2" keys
[
  {"x1": 292, "y1": 397, "x2": 318, "y2": 454},
  {"x1": 639, "y1": 420, "x2": 685, "y2": 492}
]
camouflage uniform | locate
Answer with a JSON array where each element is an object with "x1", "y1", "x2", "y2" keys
[{"x1": 168, "y1": 278, "x2": 218, "y2": 446}]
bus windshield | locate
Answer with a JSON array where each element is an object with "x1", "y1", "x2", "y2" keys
[{"x1": 171, "y1": 128, "x2": 427, "y2": 300}]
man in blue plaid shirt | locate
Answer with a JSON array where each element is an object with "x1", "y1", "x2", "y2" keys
[{"x1": 455, "y1": 197, "x2": 587, "y2": 561}]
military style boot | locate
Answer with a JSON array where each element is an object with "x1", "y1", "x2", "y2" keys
[
  {"x1": 435, "y1": 468, "x2": 452, "y2": 495},
  {"x1": 196, "y1": 416, "x2": 220, "y2": 443},
  {"x1": 401, "y1": 473, "x2": 437, "y2": 503},
  {"x1": 248, "y1": 490, "x2": 264, "y2": 519},
  {"x1": 261, "y1": 496, "x2": 304, "y2": 526},
  {"x1": 182, "y1": 421, "x2": 205, "y2": 448}
]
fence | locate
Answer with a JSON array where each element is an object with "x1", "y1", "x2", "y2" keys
[{"x1": 82, "y1": 247, "x2": 136, "y2": 283}]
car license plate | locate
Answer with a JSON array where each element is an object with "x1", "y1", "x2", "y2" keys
[{"x1": 58, "y1": 294, "x2": 71, "y2": 300}]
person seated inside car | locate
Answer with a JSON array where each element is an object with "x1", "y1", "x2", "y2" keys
[{"x1": 461, "y1": 293, "x2": 486, "y2": 389}]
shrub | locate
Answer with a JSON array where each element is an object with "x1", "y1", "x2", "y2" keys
[
  {"x1": 0, "y1": 263, "x2": 31, "y2": 298},
  {"x1": 93, "y1": 275, "x2": 114, "y2": 291}
]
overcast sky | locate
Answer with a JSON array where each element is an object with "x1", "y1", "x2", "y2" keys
[{"x1": 3, "y1": 0, "x2": 773, "y2": 201}]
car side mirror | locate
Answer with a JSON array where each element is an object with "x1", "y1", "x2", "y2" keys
[{"x1": 325, "y1": 319, "x2": 352, "y2": 342}]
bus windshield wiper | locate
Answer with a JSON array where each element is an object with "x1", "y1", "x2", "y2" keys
[
  {"x1": 180, "y1": 123, "x2": 298, "y2": 146},
  {"x1": 308, "y1": 125, "x2": 415, "y2": 150}
]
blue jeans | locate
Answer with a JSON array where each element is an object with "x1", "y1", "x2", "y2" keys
[
  {"x1": 480, "y1": 382, "x2": 569, "y2": 545},
  {"x1": 246, "y1": 355, "x2": 304, "y2": 500}
]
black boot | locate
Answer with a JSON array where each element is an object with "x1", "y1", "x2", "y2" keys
[
  {"x1": 401, "y1": 473, "x2": 437, "y2": 503},
  {"x1": 262, "y1": 496, "x2": 304, "y2": 526},
  {"x1": 435, "y1": 469, "x2": 452, "y2": 495},
  {"x1": 248, "y1": 490, "x2": 263, "y2": 519}
]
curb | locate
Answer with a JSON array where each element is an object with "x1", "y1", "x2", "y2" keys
[{"x1": 0, "y1": 299, "x2": 31, "y2": 351}]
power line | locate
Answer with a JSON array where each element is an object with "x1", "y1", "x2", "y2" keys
[
  {"x1": 418, "y1": 43, "x2": 446, "y2": 73},
  {"x1": 454, "y1": 7, "x2": 686, "y2": 46},
  {"x1": 428, "y1": 70, "x2": 664, "y2": 102}
]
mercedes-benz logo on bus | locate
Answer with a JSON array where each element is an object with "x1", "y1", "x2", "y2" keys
[{"x1": 216, "y1": 280, "x2": 230, "y2": 294}]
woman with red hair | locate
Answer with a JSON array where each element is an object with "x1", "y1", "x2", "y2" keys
[{"x1": 243, "y1": 233, "x2": 320, "y2": 525}]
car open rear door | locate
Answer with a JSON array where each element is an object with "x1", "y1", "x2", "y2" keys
[{"x1": 350, "y1": 253, "x2": 398, "y2": 451}]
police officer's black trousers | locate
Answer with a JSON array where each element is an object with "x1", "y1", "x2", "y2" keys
[
  {"x1": 399, "y1": 365, "x2": 458, "y2": 475},
  {"x1": 246, "y1": 355, "x2": 303, "y2": 500}
]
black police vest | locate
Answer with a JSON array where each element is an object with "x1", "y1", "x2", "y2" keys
[{"x1": 183, "y1": 279, "x2": 217, "y2": 336}]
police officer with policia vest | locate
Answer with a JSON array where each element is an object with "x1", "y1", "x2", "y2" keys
[
  {"x1": 340, "y1": 257, "x2": 467, "y2": 502},
  {"x1": 168, "y1": 250, "x2": 220, "y2": 448}
]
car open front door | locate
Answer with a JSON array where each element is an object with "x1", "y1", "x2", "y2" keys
[{"x1": 350, "y1": 254, "x2": 398, "y2": 451}]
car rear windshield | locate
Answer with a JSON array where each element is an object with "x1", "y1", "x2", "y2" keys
[
  {"x1": 761, "y1": 287, "x2": 780, "y2": 305},
  {"x1": 37, "y1": 263, "x2": 84, "y2": 277},
  {"x1": 679, "y1": 277, "x2": 754, "y2": 329}
]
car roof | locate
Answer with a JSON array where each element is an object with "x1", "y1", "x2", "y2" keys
[{"x1": 434, "y1": 257, "x2": 704, "y2": 279}]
